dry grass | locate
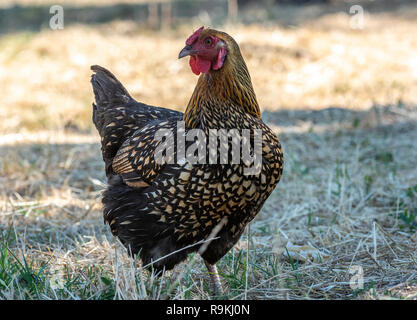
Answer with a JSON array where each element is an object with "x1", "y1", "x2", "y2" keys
[
  {"x1": 2, "y1": 5, "x2": 417, "y2": 133},
  {"x1": 1, "y1": 2, "x2": 417, "y2": 300}
]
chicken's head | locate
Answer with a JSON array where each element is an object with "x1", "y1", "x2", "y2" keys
[{"x1": 178, "y1": 26, "x2": 228, "y2": 76}]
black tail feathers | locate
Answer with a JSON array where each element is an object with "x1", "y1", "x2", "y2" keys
[{"x1": 90, "y1": 65, "x2": 132, "y2": 128}]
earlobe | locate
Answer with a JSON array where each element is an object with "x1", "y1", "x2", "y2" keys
[{"x1": 212, "y1": 47, "x2": 227, "y2": 70}]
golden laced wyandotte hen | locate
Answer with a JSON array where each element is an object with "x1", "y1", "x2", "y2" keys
[{"x1": 91, "y1": 27, "x2": 283, "y2": 296}]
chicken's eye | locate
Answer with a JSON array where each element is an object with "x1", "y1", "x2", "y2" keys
[{"x1": 205, "y1": 37, "x2": 213, "y2": 47}]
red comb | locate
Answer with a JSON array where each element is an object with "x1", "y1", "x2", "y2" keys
[{"x1": 186, "y1": 26, "x2": 204, "y2": 46}]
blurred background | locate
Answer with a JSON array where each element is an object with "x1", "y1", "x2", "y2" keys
[
  {"x1": 0, "y1": 0, "x2": 416, "y2": 300},
  {"x1": 1, "y1": 0, "x2": 417, "y2": 133}
]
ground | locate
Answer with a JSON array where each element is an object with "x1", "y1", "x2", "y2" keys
[{"x1": 0, "y1": 1, "x2": 416, "y2": 299}]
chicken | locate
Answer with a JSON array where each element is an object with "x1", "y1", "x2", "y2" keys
[{"x1": 90, "y1": 27, "x2": 283, "y2": 295}]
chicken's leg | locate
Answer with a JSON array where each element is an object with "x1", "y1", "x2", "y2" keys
[{"x1": 204, "y1": 260, "x2": 223, "y2": 296}]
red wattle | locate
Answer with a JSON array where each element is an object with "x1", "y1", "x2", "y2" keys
[
  {"x1": 189, "y1": 56, "x2": 200, "y2": 75},
  {"x1": 189, "y1": 56, "x2": 211, "y2": 75},
  {"x1": 196, "y1": 56, "x2": 211, "y2": 74}
]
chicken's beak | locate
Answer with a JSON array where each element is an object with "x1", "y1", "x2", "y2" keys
[{"x1": 178, "y1": 45, "x2": 195, "y2": 59}]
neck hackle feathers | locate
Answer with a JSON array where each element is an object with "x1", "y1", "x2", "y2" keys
[{"x1": 182, "y1": 27, "x2": 261, "y2": 128}]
